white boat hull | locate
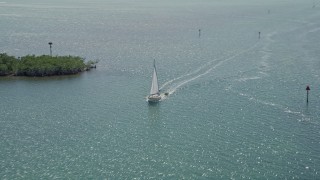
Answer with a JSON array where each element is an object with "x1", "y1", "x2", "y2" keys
[{"x1": 147, "y1": 94, "x2": 161, "y2": 102}]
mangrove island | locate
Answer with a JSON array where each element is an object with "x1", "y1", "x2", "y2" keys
[{"x1": 0, "y1": 53, "x2": 96, "y2": 77}]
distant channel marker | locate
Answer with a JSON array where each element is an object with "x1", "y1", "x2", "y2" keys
[
  {"x1": 48, "y1": 42, "x2": 53, "y2": 56},
  {"x1": 306, "y1": 85, "x2": 310, "y2": 103}
]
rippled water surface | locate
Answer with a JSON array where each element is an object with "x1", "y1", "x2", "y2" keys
[{"x1": 1, "y1": 0, "x2": 320, "y2": 179}]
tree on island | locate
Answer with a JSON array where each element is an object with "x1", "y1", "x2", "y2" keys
[
  {"x1": 0, "y1": 53, "x2": 96, "y2": 77},
  {"x1": 0, "y1": 53, "x2": 16, "y2": 76}
]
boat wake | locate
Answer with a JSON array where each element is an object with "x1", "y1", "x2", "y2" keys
[
  {"x1": 227, "y1": 86, "x2": 318, "y2": 124},
  {"x1": 160, "y1": 42, "x2": 260, "y2": 97}
]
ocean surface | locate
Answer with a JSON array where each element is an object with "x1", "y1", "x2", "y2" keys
[{"x1": 1, "y1": 0, "x2": 320, "y2": 179}]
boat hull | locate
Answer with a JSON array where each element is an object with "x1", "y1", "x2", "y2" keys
[{"x1": 147, "y1": 95, "x2": 161, "y2": 102}]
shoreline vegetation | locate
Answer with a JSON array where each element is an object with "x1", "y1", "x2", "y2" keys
[{"x1": 0, "y1": 53, "x2": 97, "y2": 77}]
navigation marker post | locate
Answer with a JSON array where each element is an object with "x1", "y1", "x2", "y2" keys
[
  {"x1": 259, "y1": 32, "x2": 261, "y2": 39},
  {"x1": 306, "y1": 85, "x2": 310, "y2": 103},
  {"x1": 48, "y1": 42, "x2": 53, "y2": 56}
]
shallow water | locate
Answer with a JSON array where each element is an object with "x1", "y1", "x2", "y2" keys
[{"x1": 1, "y1": 0, "x2": 320, "y2": 179}]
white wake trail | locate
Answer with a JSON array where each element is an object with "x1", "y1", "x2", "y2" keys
[
  {"x1": 160, "y1": 56, "x2": 224, "y2": 90},
  {"x1": 162, "y1": 42, "x2": 260, "y2": 95},
  {"x1": 159, "y1": 49, "x2": 242, "y2": 91}
]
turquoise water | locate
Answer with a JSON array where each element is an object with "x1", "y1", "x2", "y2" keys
[{"x1": 1, "y1": 0, "x2": 320, "y2": 179}]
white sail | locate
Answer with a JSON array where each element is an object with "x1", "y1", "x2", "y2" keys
[{"x1": 149, "y1": 61, "x2": 159, "y2": 95}]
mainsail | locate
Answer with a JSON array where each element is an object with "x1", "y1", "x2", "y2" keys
[{"x1": 149, "y1": 60, "x2": 159, "y2": 95}]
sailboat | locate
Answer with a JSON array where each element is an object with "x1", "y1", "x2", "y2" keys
[{"x1": 147, "y1": 60, "x2": 161, "y2": 102}]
